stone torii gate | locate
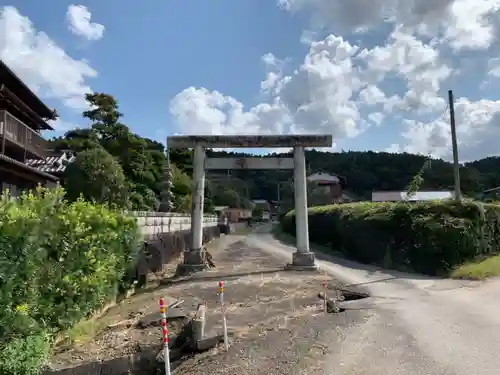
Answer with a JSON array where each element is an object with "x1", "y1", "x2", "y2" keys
[{"x1": 167, "y1": 134, "x2": 333, "y2": 274}]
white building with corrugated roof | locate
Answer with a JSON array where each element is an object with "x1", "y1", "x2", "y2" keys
[{"x1": 371, "y1": 191, "x2": 454, "y2": 202}]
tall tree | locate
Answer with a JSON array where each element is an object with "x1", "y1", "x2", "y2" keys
[{"x1": 50, "y1": 93, "x2": 166, "y2": 210}]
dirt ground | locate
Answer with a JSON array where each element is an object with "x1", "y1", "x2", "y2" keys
[{"x1": 43, "y1": 233, "x2": 370, "y2": 375}]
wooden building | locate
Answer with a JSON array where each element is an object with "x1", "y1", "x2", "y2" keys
[
  {"x1": 307, "y1": 172, "x2": 349, "y2": 204},
  {"x1": 0, "y1": 60, "x2": 59, "y2": 196}
]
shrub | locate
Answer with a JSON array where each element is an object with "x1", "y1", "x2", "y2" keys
[
  {"x1": 0, "y1": 186, "x2": 141, "y2": 374},
  {"x1": 0, "y1": 332, "x2": 52, "y2": 375},
  {"x1": 281, "y1": 200, "x2": 500, "y2": 275},
  {"x1": 63, "y1": 147, "x2": 129, "y2": 208}
]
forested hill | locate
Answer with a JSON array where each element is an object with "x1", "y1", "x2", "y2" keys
[{"x1": 171, "y1": 149, "x2": 500, "y2": 201}]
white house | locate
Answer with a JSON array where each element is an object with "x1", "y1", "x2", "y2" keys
[{"x1": 372, "y1": 191, "x2": 454, "y2": 202}]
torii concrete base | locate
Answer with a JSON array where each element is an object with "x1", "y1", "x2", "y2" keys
[
  {"x1": 285, "y1": 251, "x2": 318, "y2": 271},
  {"x1": 176, "y1": 250, "x2": 208, "y2": 276}
]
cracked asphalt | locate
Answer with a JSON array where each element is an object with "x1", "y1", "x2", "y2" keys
[{"x1": 249, "y1": 224, "x2": 500, "y2": 375}]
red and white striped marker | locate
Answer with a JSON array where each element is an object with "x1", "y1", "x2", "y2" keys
[
  {"x1": 159, "y1": 297, "x2": 171, "y2": 375},
  {"x1": 322, "y1": 280, "x2": 327, "y2": 314},
  {"x1": 218, "y1": 281, "x2": 229, "y2": 350}
]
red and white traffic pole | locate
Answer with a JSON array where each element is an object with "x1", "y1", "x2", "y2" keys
[
  {"x1": 159, "y1": 297, "x2": 171, "y2": 375},
  {"x1": 322, "y1": 280, "x2": 327, "y2": 314},
  {"x1": 218, "y1": 281, "x2": 229, "y2": 350}
]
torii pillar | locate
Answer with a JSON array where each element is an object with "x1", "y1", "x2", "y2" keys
[
  {"x1": 286, "y1": 145, "x2": 316, "y2": 270},
  {"x1": 178, "y1": 143, "x2": 207, "y2": 274}
]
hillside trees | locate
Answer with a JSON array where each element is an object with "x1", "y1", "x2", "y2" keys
[
  {"x1": 195, "y1": 149, "x2": 487, "y2": 202},
  {"x1": 50, "y1": 92, "x2": 499, "y2": 210}
]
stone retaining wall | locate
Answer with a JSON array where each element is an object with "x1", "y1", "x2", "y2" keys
[
  {"x1": 136, "y1": 226, "x2": 221, "y2": 282},
  {"x1": 127, "y1": 211, "x2": 219, "y2": 237}
]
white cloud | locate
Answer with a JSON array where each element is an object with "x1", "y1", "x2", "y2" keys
[
  {"x1": 0, "y1": 6, "x2": 96, "y2": 110},
  {"x1": 396, "y1": 98, "x2": 500, "y2": 160},
  {"x1": 385, "y1": 143, "x2": 401, "y2": 153},
  {"x1": 170, "y1": 29, "x2": 446, "y2": 142},
  {"x1": 279, "y1": 35, "x2": 365, "y2": 137},
  {"x1": 166, "y1": 0, "x2": 500, "y2": 161},
  {"x1": 260, "y1": 53, "x2": 286, "y2": 94},
  {"x1": 488, "y1": 58, "x2": 500, "y2": 77},
  {"x1": 359, "y1": 85, "x2": 386, "y2": 106},
  {"x1": 47, "y1": 119, "x2": 78, "y2": 132},
  {"x1": 368, "y1": 112, "x2": 385, "y2": 125},
  {"x1": 358, "y1": 28, "x2": 450, "y2": 113},
  {"x1": 66, "y1": 5, "x2": 104, "y2": 41},
  {"x1": 169, "y1": 87, "x2": 289, "y2": 135},
  {"x1": 278, "y1": 0, "x2": 500, "y2": 52},
  {"x1": 170, "y1": 34, "x2": 370, "y2": 141}
]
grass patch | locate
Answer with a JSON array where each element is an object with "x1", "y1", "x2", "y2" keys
[
  {"x1": 63, "y1": 318, "x2": 105, "y2": 346},
  {"x1": 451, "y1": 254, "x2": 500, "y2": 280}
]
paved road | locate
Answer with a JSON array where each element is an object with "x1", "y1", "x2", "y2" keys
[{"x1": 247, "y1": 224, "x2": 500, "y2": 375}]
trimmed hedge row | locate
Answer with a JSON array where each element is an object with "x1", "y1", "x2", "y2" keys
[
  {"x1": 0, "y1": 187, "x2": 142, "y2": 375},
  {"x1": 281, "y1": 200, "x2": 500, "y2": 276}
]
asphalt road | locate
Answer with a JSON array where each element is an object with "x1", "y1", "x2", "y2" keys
[{"x1": 246, "y1": 224, "x2": 500, "y2": 375}]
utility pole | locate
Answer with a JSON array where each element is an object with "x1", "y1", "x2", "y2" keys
[{"x1": 448, "y1": 89, "x2": 462, "y2": 201}]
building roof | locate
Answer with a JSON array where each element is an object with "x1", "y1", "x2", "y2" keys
[
  {"x1": 252, "y1": 199, "x2": 269, "y2": 204},
  {"x1": 0, "y1": 154, "x2": 59, "y2": 182},
  {"x1": 214, "y1": 206, "x2": 229, "y2": 211},
  {"x1": 26, "y1": 151, "x2": 76, "y2": 174},
  {"x1": 308, "y1": 172, "x2": 340, "y2": 183},
  {"x1": 372, "y1": 191, "x2": 454, "y2": 202},
  {"x1": 0, "y1": 60, "x2": 56, "y2": 123},
  {"x1": 307, "y1": 172, "x2": 347, "y2": 187}
]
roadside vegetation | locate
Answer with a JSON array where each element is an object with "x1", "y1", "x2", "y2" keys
[
  {"x1": 0, "y1": 187, "x2": 141, "y2": 375},
  {"x1": 451, "y1": 254, "x2": 500, "y2": 280},
  {"x1": 281, "y1": 200, "x2": 500, "y2": 277}
]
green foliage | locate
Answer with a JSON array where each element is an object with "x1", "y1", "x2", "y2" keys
[
  {"x1": 252, "y1": 206, "x2": 264, "y2": 218},
  {"x1": 63, "y1": 148, "x2": 129, "y2": 208},
  {"x1": 281, "y1": 200, "x2": 500, "y2": 276},
  {"x1": 405, "y1": 158, "x2": 431, "y2": 199},
  {"x1": 0, "y1": 332, "x2": 52, "y2": 375},
  {"x1": 0, "y1": 187, "x2": 141, "y2": 374},
  {"x1": 216, "y1": 189, "x2": 241, "y2": 208},
  {"x1": 171, "y1": 164, "x2": 192, "y2": 213}
]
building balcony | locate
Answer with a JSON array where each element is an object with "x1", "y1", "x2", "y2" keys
[{"x1": 0, "y1": 110, "x2": 47, "y2": 160}]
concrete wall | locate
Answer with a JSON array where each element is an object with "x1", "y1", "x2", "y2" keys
[{"x1": 127, "y1": 211, "x2": 218, "y2": 237}]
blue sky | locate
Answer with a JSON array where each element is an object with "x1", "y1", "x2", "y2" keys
[{"x1": 2, "y1": 1, "x2": 500, "y2": 160}]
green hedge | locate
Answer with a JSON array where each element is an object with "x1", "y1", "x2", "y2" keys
[
  {"x1": 0, "y1": 187, "x2": 141, "y2": 375},
  {"x1": 281, "y1": 200, "x2": 500, "y2": 276}
]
